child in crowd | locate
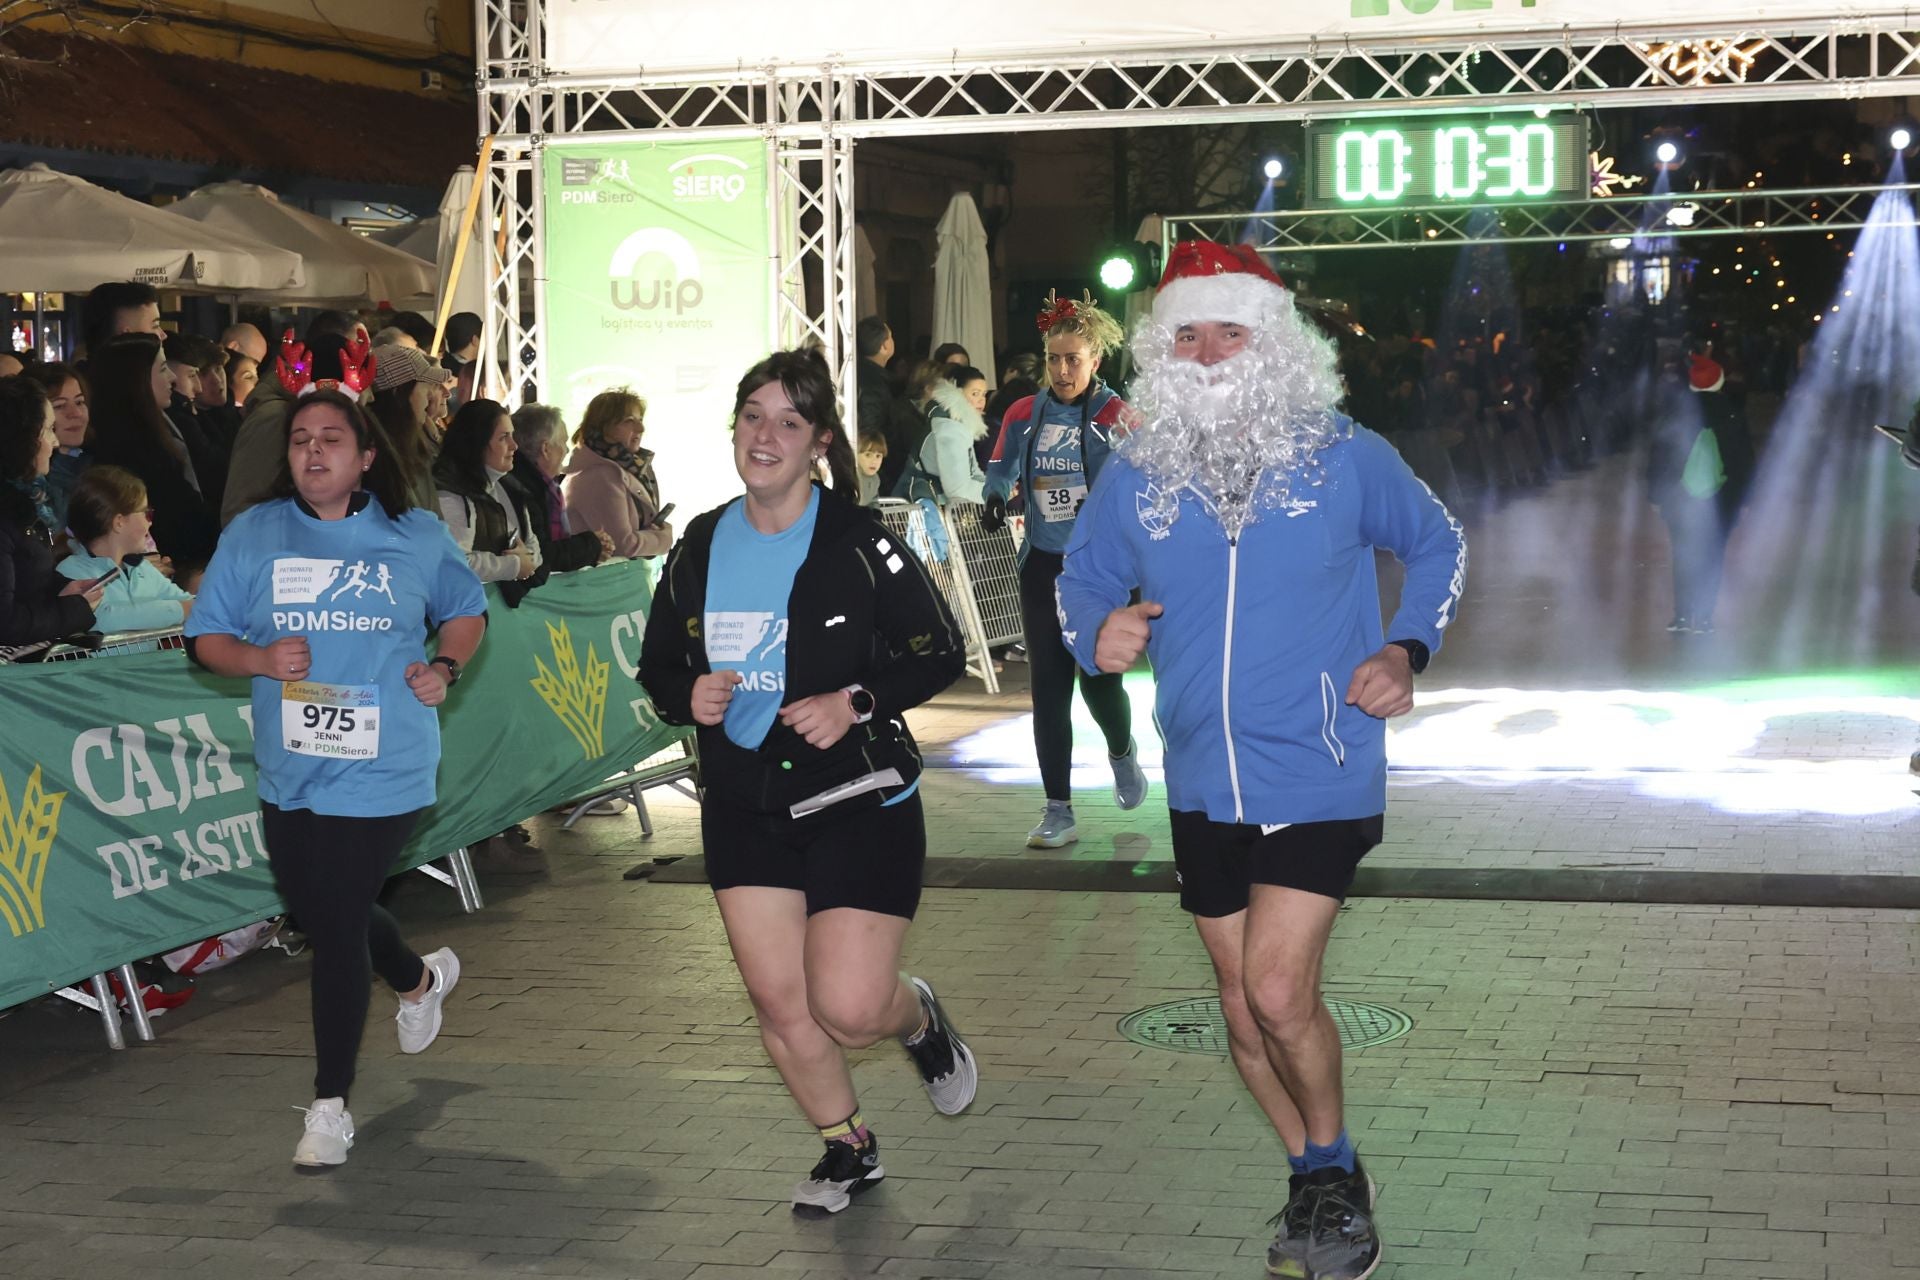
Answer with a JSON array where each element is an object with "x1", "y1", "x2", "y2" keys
[
  {"x1": 855, "y1": 430, "x2": 888, "y2": 506},
  {"x1": 56, "y1": 464, "x2": 193, "y2": 633}
]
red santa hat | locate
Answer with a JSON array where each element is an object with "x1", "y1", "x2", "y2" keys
[
  {"x1": 1687, "y1": 352, "x2": 1725, "y2": 393},
  {"x1": 1152, "y1": 240, "x2": 1289, "y2": 332}
]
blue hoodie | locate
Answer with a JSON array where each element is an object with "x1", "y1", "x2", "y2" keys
[
  {"x1": 1056, "y1": 422, "x2": 1466, "y2": 826},
  {"x1": 984, "y1": 382, "x2": 1128, "y2": 559},
  {"x1": 57, "y1": 550, "x2": 193, "y2": 633}
]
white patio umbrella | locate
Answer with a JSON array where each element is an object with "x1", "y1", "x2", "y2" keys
[
  {"x1": 931, "y1": 192, "x2": 995, "y2": 379},
  {"x1": 435, "y1": 168, "x2": 487, "y2": 321},
  {"x1": 0, "y1": 164, "x2": 303, "y2": 293},
  {"x1": 167, "y1": 181, "x2": 436, "y2": 305},
  {"x1": 854, "y1": 222, "x2": 878, "y2": 320},
  {"x1": 371, "y1": 216, "x2": 440, "y2": 261}
]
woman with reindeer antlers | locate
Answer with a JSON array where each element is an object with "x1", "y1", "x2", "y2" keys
[{"x1": 981, "y1": 292, "x2": 1147, "y2": 849}]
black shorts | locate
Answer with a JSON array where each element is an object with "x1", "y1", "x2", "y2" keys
[
  {"x1": 1168, "y1": 811, "x2": 1383, "y2": 916},
  {"x1": 700, "y1": 790, "x2": 926, "y2": 919}
]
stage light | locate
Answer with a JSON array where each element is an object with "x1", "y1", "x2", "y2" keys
[
  {"x1": 1655, "y1": 140, "x2": 1680, "y2": 164},
  {"x1": 1893, "y1": 126, "x2": 1914, "y2": 151},
  {"x1": 1098, "y1": 252, "x2": 1136, "y2": 291},
  {"x1": 1263, "y1": 157, "x2": 1285, "y2": 181}
]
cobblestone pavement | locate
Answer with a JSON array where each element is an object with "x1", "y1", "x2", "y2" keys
[{"x1": 3, "y1": 799, "x2": 1918, "y2": 1280}]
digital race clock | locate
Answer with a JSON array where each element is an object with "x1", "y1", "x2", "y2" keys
[{"x1": 1304, "y1": 115, "x2": 1589, "y2": 209}]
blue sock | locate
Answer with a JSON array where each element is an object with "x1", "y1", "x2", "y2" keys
[
  {"x1": 1287, "y1": 1153, "x2": 1310, "y2": 1177},
  {"x1": 1304, "y1": 1131, "x2": 1357, "y2": 1175}
]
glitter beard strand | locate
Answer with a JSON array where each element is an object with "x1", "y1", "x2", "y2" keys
[{"x1": 1123, "y1": 305, "x2": 1348, "y2": 540}]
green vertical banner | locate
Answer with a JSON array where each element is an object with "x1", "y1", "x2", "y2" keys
[{"x1": 542, "y1": 139, "x2": 772, "y2": 522}]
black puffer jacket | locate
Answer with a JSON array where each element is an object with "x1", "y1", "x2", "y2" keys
[
  {"x1": 639, "y1": 486, "x2": 965, "y2": 815},
  {"x1": 0, "y1": 488, "x2": 94, "y2": 648}
]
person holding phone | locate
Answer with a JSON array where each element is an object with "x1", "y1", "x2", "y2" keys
[
  {"x1": 56, "y1": 465, "x2": 193, "y2": 633},
  {"x1": 184, "y1": 389, "x2": 487, "y2": 1168},
  {"x1": 638, "y1": 350, "x2": 976, "y2": 1217},
  {"x1": 561, "y1": 387, "x2": 674, "y2": 559},
  {"x1": 2, "y1": 376, "x2": 103, "y2": 650}
]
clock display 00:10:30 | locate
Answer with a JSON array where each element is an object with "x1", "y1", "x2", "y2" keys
[{"x1": 1306, "y1": 116, "x2": 1588, "y2": 207}]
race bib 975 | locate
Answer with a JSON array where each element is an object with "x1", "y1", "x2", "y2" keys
[{"x1": 281, "y1": 681, "x2": 382, "y2": 759}]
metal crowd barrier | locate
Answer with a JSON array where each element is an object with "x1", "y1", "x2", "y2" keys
[{"x1": 872, "y1": 498, "x2": 1025, "y2": 694}]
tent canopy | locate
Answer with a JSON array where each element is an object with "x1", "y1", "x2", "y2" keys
[
  {"x1": 167, "y1": 181, "x2": 436, "y2": 306},
  {"x1": 0, "y1": 164, "x2": 304, "y2": 294},
  {"x1": 931, "y1": 192, "x2": 995, "y2": 383}
]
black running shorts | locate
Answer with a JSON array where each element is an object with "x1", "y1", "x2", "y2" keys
[
  {"x1": 700, "y1": 790, "x2": 926, "y2": 919},
  {"x1": 1168, "y1": 811, "x2": 1383, "y2": 916}
]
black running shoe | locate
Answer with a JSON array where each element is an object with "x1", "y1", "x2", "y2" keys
[
  {"x1": 791, "y1": 1137, "x2": 884, "y2": 1216},
  {"x1": 1263, "y1": 1172, "x2": 1312, "y2": 1277},
  {"x1": 902, "y1": 977, "x2": 978, "y2": 1115},
  {"x1": 1303, "y1": 1161, "x2": 1382, "y2": 1280}
]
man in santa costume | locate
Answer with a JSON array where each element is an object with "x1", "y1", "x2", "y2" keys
[{"x1": 1057, "y1": 242, "x2": 1467, "y2": 1280}]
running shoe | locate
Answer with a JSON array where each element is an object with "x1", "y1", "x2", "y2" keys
[
  {"x1": 1110, "y1": 739, "x2": 1148, "y2": 811},
  {"x1": 396, "y1": 948, "x2": 460, "y2": 1054},
  {"x1": 903, "y1": 976, "x2": 978, "y2": 1115},
  {"x1": 1665, "y1": 617, "x2": 1690, "y2": 633},
  {"x1": 791, "y1": 1137, "x2": 884, "y2": 1215},
  {"x1": 1303, "y1": 1161, "x2": 1382, "y2": 1280},
  {"x1": 1264, "y1": 1172, "x2": 1312, "y2": 1278},
  {"x1": 293, "y1": 1098, "x2": 354, "y2": 1169},
  {"x1": 1027, "y1": 801, "x2": 1078, "y2": 849}
]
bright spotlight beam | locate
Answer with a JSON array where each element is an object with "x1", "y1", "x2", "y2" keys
[
  {"x1": 1655, "y1": 140, "x2": 1680, "y2": 164},
  {"x1": 1893, "y1": 127, "x2": 1913, "y2": 151},
  {"x1": 1263, "y1": 157, "x2": 1284, "y2": 181}
]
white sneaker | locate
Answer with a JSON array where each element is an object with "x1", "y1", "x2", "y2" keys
[
  {"x1": 582, "y1": 796, "x2": 629, "y2": 816},
  {"x1": 395, "y1": 948, "x2": 460, "y2": 1054},
  {"x1": 293, "y1": 1098, "x2": 353, "y2": 1168}
]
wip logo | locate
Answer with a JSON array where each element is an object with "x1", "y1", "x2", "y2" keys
[
  {"x1": 667, "y1": 152, "x2": 749, "y2": 204},
  {"x1": 607, "y1": 226, "x2": 704, "y2": 315},
  {"x1": 532, "y1": 620, "x2": 610, "y2": 760},
  {"x1": 0, "y1": 766, "x2": 63, "y2": 938}
]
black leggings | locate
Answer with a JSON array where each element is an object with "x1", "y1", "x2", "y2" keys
[
  {"x1": 1018, "y1": 548, "x2": 1134, "y2": 802},
  {"x1": 261, "y1": 803, "x2": 427, "y2": 1101}
]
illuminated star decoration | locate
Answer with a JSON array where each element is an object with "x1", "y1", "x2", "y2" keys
[
  {"x1": 1590, "y1": 151, "x2": 1645, "y2": 198},
  {"x1": 1640, "y1": 38, "x2": 1768, "y2": 86}
]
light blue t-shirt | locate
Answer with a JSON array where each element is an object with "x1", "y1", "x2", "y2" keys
[
  {"x1": 1023, "y1": 407, "x2": 1091, "y2": 555},
  {"x1": 185, "y1": 497, "x2": 488, "y2": 818},
  {"x1": 705, "y1": 489, "x2": 818, "y2": 749}
]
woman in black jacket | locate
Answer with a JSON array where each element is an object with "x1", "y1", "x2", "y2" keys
[
  {"x1": 0, "y1": 377, "x2": 102, "y2": 651},
  {"x1": 88, "y1": 333, "x2": 220, "y2": 582},
  {"x1": 639, "y1": 350, "x2": 975, "y2": 1218}
]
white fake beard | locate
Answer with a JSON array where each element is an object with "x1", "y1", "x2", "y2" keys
[{"x1": 1123, "y1": 314, "x2": 1347, "y2": 540}]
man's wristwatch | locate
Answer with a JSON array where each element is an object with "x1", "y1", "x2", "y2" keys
[
  {"x1": 430, "y1": 655, "x2": 462, "y2": 685},
  {"x1": 1386, "y1": 639, "x2": 1429, "y2": 675},
  {"x1": 844, "y1": 684, "x2": 876, "y2": 724}
]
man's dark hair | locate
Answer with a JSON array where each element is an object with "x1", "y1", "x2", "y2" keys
[
  {"x1": 445, "y1": 312, "x2": 484, "y2": 355},
  {"x1": 304, "y1": 311, "x2": 358, "y2": 344},
  {"x1": 932, "y1": 342, "x2": 970, "y2": 366},
  {"x1": 162, "y1": 333, "x2": 223, "y2": 373},
  {"x1": 80, "y1": 282, "x2": 159, "y2": 357},
  {"x1": 855, "y1": 316, "x2": 892, "y2": 360}
]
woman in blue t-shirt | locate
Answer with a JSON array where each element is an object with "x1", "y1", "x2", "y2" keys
[
  {"x1": 639, "y1": 351, "x2": 974, "y2": 1218},
  {"x1": 185, "y1": 389, "x2": 488, "y2": 1171},
  {"x1": 981, "y1": 296, "x2": 1147, "y2": 849}
]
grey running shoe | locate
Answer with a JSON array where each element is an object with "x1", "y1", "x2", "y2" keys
[
  {"x1": 903, "y1": 976, "x2": 978, "y2": 1115},
  {"x1": 1303, "y1": 1162, "x2": 1382, "y2": 1280},
  {"x1": 1027, "y1": 801, "x2": 1078, "y2": 848},
  {"x1": 791, "y1": 1138, "x2": 884, "y2": 1215},
  {"x1": 1110, "y1": 740, "x2": 1148, "y2": 811},
  {"x1": 1264, "y1": 1172, "x2": 1312, "y2": 1277}
]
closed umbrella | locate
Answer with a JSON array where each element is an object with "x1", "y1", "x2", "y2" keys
[
  {"x1": 931, "y1": 193, "x2": 994, "y2": 378},
  {"x1": 0, "y1": 164, "x2": 303, "y2": 293},
  {"x1": 168, "y1": 181, "x2": 436, "y2": 305},
  {"x1": 435, "y1": 168, "x2": 487, "y2": 320},
  {"x1": 854, "y1": 222, "x2": 878, "y2": 320}
]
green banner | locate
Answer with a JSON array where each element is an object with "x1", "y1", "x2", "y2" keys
[
  {"x1": 542, "y1": 138, "x2": 771, "y2": 523},
  {"x1": 0, "y1": 561, "x2": 685, "y2": 1011}
]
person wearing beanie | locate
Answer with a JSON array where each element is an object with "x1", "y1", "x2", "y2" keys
[
  {"x1": 1056, "y1": 241, "x2": 1468, "y2": 1280},
  {"x1": 981, "y1": 291, "x2": 1146, "y2": 849}
]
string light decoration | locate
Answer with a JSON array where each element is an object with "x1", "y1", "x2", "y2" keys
[
  {"x1": 1590, "y1": 151, "x2": 1646, "y2": 198},
  {"x1": 1640, "y1": 38, "x2": 1768, "y2": 85}
]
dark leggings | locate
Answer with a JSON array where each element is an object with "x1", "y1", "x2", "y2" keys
[
  {"x1": 261, "y1": 803, "x2": 427, "y2": 1101},
  {"x1": 1019, "y1": 548, "x2": 1134, "y2": 802}
]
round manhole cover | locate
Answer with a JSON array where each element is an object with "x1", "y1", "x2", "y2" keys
[{"x1": 1118, "y1": 997, "x2": 1412, "y2": 1056}]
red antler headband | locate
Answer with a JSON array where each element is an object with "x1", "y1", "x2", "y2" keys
[
  {"x1": 275, "y1": 329, "x2": 377, "y2": 401},
  {"x1": 1036, "y1": 289, "x2": 1099, "y2": 335}
]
